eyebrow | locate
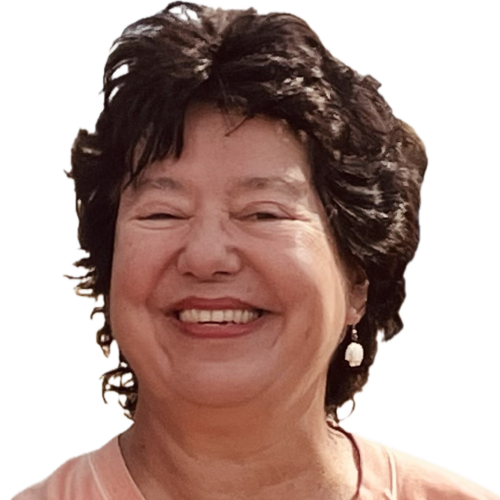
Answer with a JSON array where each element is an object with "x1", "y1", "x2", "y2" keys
[
  {"x1": 231, "y1": 175, "x2": 309, "y2": 198},
  {"x1": 130, "y1": 174, "x2": 309, "y2": 198},
  {"x1": 132, "y1": 176, "x2": 187, "y2": 193}
]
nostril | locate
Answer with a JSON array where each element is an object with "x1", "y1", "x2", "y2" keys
[{"x1": 176, "y1": 239, "x2": 242, "y2": 280}]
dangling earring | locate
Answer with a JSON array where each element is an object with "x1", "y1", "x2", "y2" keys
[{"x1": 345, "y1": 325, "x2": 363, "y2": 367}]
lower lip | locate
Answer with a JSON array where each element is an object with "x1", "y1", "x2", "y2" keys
[{"x1": 174, "y1": 313, "x2": 266, "y2": 339}]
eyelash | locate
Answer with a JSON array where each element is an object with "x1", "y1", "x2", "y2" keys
[
  {"x1": 142, "y1": 212, "x2": 284, "y2": 221},
  {"x1": 137, "y1": 205, "x2": 291, "y2": 223},
  {"x1": 247, "y1": 211, "x2": 283, "y2": 220},
  {"x1": 140, "y1": 213, "x2": 181, "y2": 220}
]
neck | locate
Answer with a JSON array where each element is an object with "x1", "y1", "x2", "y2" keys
[{"x1": 119, "y1": 392, "x2": 359, "y2": 500}]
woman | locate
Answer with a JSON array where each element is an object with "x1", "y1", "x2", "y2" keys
[{"x1": 13, "y1": 2, "x2": 499, "y2": 499}]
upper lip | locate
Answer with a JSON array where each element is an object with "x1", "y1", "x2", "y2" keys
[{"x1": 168, "y1": 296, "x2": 265, "y2": 314}]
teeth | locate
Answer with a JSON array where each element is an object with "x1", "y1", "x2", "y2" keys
[
  {"x1": 178, "y1": 309, "x2": 260, "y2": 324},
  {"x1": 212, "y1": 310, "x2": 224, "y2": 322},
  {"x1": 199, "y1": 310, "x2": 211, "y2": 323}
]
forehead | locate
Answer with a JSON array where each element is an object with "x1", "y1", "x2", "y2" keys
[
  {"x1": 184, "y1": 103, "x2": 306, "y2": 153},
  {"x1": 134, "y1": 104, "x2": 312, "y2": 188}
]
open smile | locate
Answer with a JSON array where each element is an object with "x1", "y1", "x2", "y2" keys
[
  {"x1": 176, "y1": 308, "x2": 264, "y2": 324},
  {"x1": 168, "y1": 298, "x2": 269, "y2": 338}
]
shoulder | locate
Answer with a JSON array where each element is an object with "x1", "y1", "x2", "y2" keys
[
  {"x1": 352, "y1": 434, "x2": 499, "y2": 500},
  {"x1": 11, "y1": 437, "x2": 119, "y2": 500}
]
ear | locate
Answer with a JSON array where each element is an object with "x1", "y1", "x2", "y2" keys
[{"x1": 346, "y1": 278, "x2": 369, "y2": 326}]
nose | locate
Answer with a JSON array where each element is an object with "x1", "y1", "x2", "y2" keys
[{"x1": 176, "y1": 214, "x2": 242, "y2": 280}]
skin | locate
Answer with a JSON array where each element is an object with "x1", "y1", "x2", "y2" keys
[{"x1": 110, "y1": 104, "x2": 368, "y2": 500}]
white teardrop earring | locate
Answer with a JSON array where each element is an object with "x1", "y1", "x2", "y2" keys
[{"x1": 345, "y1": 325, "x2": 363, "y2": 367}]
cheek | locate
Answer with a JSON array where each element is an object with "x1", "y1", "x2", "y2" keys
[
  {"x1": 257, "y1": 225, "x2": 348, "y2": 332},
  {"x1": 259, "y1": 229, "x2": 349, "y2": 383},
  {"x1": 111, "y1": 234, "x2": 141, "y2": 302},
  {"x1": 292, "y1": 225, "x2": 347, "y2": 298},
  {"x1": 108, "y1": 226, "x2": 179, "y2": 364},
  {"x1": 110, "y1": 226, "x2": 172, "y2": 311}
]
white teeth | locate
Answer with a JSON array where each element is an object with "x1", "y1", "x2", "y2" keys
[
  {"x1": 199, "y1": 310, "x2": 211, "y2": 323},
  {"x1": 211, "y1": 310, "x2": 224, "y2": 322},
  {"x1": 178, "y1": 309, "x2": 260, "y2": 324}
]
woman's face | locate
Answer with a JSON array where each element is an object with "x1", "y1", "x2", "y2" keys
[{"x1": 110, "y1": 104, "x2": 364, "y2": 410}]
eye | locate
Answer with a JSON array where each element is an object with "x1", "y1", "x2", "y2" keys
[
  {"x1": 243, "y1": 210, "x2": 290, "y2": 221},
  {"x1": 251, "y1": 212, "x2": 282, "y2": 220},
  {"x1": 139, "y1": 213, "x2": 182, "y2": 221},
  {"x1": 237, "y1": 204, "x2": 292, "y2": 222}
]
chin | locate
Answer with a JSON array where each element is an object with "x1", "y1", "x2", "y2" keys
[{"x1": 169, "y1": 360, "x2": 276, "y2": 409}]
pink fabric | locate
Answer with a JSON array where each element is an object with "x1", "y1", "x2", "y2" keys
[
  {"x1": 12, "y1": 437, "x2": 144, "y2": 500},
  {"x1": 12, "y1": 433, "x2": 499, "y2": 500},
  {"x1": 356, "y1": 435, "x2": 499, "y2": 500}
]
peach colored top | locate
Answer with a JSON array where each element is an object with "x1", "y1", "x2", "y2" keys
[{"x1": 12, "y1": 432, "x2": 499, "y2": 500}]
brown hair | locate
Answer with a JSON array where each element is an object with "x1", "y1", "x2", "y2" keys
[{"x1": 69, "y1": 1, "x2": 427, "y2": 420}]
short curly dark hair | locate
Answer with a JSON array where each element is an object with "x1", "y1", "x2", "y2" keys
[{"x1": 69, "y1": 1, "x2": 427, "y2": 420}]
